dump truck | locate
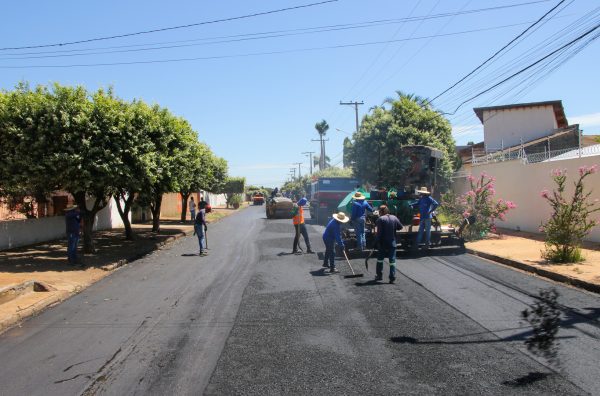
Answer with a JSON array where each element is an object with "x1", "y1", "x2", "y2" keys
[{"x1": 309, "y1": 176, "x2": 360, "y2": 225}]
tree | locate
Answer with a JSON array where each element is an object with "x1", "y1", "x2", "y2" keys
[
  {"x1": 112, "y1": 99, "x2": 158, "y2": 239},
  {"x1": 315, "y1": 119, "x2": 329, "y2": 170},
  {"x1": 343, "y1": 137, "x2": 353, "y2": 168},
  {"x1": 350, "y1": 91, "x2": 458, "y2": 189},
  {"x1": 313, "y1": 155, "x2": 330, "y2": 169},
  {"x1": 219, "y1": 177, "x2": 246, "y2": 208}
]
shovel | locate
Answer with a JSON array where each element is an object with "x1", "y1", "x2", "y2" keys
[{"x1": 342, "y1": 249, "x2": 363, "y2": 278}]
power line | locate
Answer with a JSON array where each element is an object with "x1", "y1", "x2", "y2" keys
[
  {"x1": 0, "y1": 0, "x2": 553, "y2": 61},
  {"x1": 431, "y1": 0, "x2": 567, "y2": 103},
  {"x1": 450, "y1": 23, "x2": 600, "y2": 114},
  {"x1": 0, "y1": 21, "x2": 541, "y2": 69},
  {"x1": 0, "y1": 0, "x2": 339, "y2": 51}
]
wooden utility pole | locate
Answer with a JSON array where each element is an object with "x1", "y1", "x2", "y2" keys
[
  {"x1": 340, "y1": 100, "x2": 364, "y2": 134},
  {"x1": 293, "y1": 162, "x2": 302, "y2": 179},
  {"x1": 311, "y1": 138, "x2": 329, "y2": 170},
  {"x1": 302, "y1": 151, "x2": 315, "y2": 175}
]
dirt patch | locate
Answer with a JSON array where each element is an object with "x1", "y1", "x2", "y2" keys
[{"x1": 466, "y1": 229, "x2": 600, "y2": 288}]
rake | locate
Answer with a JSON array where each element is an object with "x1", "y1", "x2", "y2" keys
[{"x1": 342, "y1": 249, "x2": 363, "y2": 278}]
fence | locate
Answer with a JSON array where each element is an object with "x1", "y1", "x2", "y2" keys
[{"x1": 470, "y1": 144, "x2": 600, "y2": 166}]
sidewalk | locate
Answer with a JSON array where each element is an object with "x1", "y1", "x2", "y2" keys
[
  {"x1": 466, "y1": 229, "x2": 600, "y2": 293},
  {"x1": 0, "y1": 205, "x2": 245, "y2": 333}
]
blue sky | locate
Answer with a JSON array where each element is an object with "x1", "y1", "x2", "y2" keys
[{"x1": 1, "y1": 0, "x2": 598, "y2": 187}]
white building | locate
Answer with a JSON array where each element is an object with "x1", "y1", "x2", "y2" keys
[{"x1": 473, "y1": 100, "x2": 568, "y2": 152}]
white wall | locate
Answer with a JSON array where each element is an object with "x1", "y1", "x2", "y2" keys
[
  {"x1": 453, "y1": 156, "x2": 600, "y2": 242},
  {"x1": 0, "y1": 198, "x2": 126, "y2": 250},
  {"x1": 202, "y1": 191, "x2": 227, "y2": 207},
  {"x1": 483, "y1": 105, "x2": 558, "y2": 151}
]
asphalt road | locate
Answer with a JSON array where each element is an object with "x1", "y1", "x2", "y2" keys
[{"x1": 1, "y1": 205, "x2": 599, "y2": 395}]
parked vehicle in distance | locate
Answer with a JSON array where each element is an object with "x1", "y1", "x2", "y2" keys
[
  {"x1": 309, "y1": 177, "x2": 360, "y2": 225},
  {"x1": 252, "y1": 192, "x2": 265, "y2": 205}
]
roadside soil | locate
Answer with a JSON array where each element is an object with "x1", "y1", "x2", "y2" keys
[
  {"x1": 0, "y1": 205, "x2": 246, "y2": 331},
  {"x1": 466, "y1": 228, "x2": 600, "y2": 287}
]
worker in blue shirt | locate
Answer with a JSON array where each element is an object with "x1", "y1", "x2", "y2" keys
[
  {"x1": 350, "y1": 191, "x2": 373, "y2": 251},
  {"x1": 322, "y1": 212, "x2": 349, "y2": 273},
  {"x1": 412, "y1": 186, "x2": 439, "y2": 251}
]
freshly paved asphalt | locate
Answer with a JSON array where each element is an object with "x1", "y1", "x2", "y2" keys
[{"x1": 0, "y1": 205, "x2": 599, "y2": 395}]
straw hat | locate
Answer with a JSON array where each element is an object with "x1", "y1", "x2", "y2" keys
[
  {"x1": 332, "y1": 212, "x2": 350, "y2": 223},
  {"x1": 353, "y1": 191, "x2": 366, "y2": 200},
  {"x1": 65, "y1": 204, "x2": 78, "y2": 211},
  {"x1": 416, "y1": 186, "x2": 431, "y2": 195}
]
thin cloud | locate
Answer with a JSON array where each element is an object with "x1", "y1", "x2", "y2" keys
[
  {"x1": 571, "y1": 112, "x2": 600, "y2": 128},
  {"x1": 229, "y1": 163, "x2": 295, "y2": 170}
]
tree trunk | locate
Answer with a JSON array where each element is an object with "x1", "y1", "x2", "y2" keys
[
  {"x1": 180, "y1": 191, "x2": 190, "y2": 222},
  {"x1": 114, "y1": 192, "x2": 135, "y2": 240},
  {"x1": 73, "y1": 192, "x2": 107, "y2": 254},
  {"x1": 150, "y1": 192, "x2": 163, "y2": 232}
]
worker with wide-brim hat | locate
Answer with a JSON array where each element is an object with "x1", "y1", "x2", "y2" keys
[
  {"x1": 411, "y1": 186, "x2": 439, "y2": 252},
  {"x1": 322, "y1": 212, "x2": 348, "y2": 273},
  {"x1": 350, "y1": 191, "x2": 373, "y2": 251}
]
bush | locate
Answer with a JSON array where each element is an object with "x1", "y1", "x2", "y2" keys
[
  {"x1": 229, "y1": 194, "x2": 242, "y2": 209},
  {"x1": 540, "y1": 165, "x2": 600, "y2": 263},
  {"x1": 441, "y1": 173, "x2": 516, "y2": 240}
]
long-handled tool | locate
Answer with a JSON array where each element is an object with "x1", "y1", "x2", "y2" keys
[
  {"x1": 342, "y1": 249, "x2": 363, "y2": 278},
  {"x1": 204, "y1": 228, "x2": 208, "y2": 250}
]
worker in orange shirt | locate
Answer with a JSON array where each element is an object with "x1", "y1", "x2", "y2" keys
[{"x1": 292, "y1": 197, "x2": 314, "y2": 255}]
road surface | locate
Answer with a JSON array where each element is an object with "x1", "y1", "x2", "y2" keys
[{"x1": 1, "y1": 205, "x2": 599, "y2": 395}]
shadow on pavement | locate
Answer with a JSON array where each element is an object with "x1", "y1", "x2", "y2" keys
[
  {"x1": 310, "y1": 269, "x2": 329, "y2": 277},
  {"x1": 355, "y1": 279, "x2": 383, "y2": 287},
  {"x1": 502, "y1": 372, "x2": 551, "y2": 387},
  {"x1": 389, "y1": 330, "x2": 575, "y2": 345},
  {"x1": 0, "y1": 227, "x2": 188, "y2": 273},
  {"x1": 181, "y1": 253, "x2": 198, "y2": 257}
]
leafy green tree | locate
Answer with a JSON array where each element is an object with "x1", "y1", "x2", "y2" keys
[
  {"x1": 343, "y1": 137, "x2": 353, "y2": 168},
  {"x1": 350, "y1": 91, "x2": 457, "y2": 189},
  {"x1": 218, "y1": 177, "x2": 246, "y2": 208},
  {"x1": 112, "y1": 99, "x2": 159, "y2": 239},
  {"x1": 0, "y1": 83, "x2": 57, "y2": 209}
]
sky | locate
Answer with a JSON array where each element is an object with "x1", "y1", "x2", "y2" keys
[{"x1": 1, "y1": 0, "x2": 598, "y2": 187}]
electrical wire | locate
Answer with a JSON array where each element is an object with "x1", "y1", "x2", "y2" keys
[
  {"x1": 0, "y1": 0, "x2": 339, "y2": 51},
  {"x1": 0, "y1": 21, "x2": 540, "y2": 69},
  {"x1": 449, "y1": 23, "x2": 600, "y2": 114},
  {"x1": 431, "y1": 0, "x2": 567, "y2": 103}
]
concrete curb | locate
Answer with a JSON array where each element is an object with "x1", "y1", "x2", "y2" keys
[
  {"x1": 100, "y1": 229, "x2": 193, "y2": 271},
  {"x1": 466, "y1": 248, "x2": 600, "y2": 294},
  {"x1": 0, "y1": 290, "x2": 70, "y2": 333}
]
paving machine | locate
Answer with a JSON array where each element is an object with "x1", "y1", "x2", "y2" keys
[{"x1": 335, "y1": 145, "x2": 469, "y2": 252}]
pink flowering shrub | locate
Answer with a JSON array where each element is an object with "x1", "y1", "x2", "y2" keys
[
  {"x1": 442, "y1": 173, "x2": 516, "y2": 240},
  {"x1": 540, "y1": 165, "x2": 600, "y2": 263}
]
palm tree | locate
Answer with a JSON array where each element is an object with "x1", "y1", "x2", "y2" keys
[{"x1": 314, "y1": 119, "x2": 329, "y2": 170}]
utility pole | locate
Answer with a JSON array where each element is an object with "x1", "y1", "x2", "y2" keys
[
  {"x1": 340, "y1": 100, "x2": 364, "y2": 134},
  {"x1": 311, "y1": 138, "x2": 329, "y2": 170},
  {"x1": 293, "y1": 162, "x2": 302, "y2": 179},
  {"x1": 302, "y1": 151, "x2": 315, "y2": 175},
  {"x1": 290, "y1": 168, "x2": 296, "y2": 180}
]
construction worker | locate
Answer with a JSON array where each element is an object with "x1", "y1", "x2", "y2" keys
[
  {"x1": 292, "y1": 198, "x2": 314, "y2": 254},
  {"x1": 322, "y1": 212, "x2": 349, "y2": 273},
  {"x1": 193, "y1": 201, "x2": 208, "y2": 256},
  {"x1": 412, "y1": 186, "x2": 439, "y2": 251},
  {"x1": 375, "y1": 205, "x2": 403, "y2": 283},
  {"x1": 350, "y1": 191, "x2": 373, "y2": 251}
]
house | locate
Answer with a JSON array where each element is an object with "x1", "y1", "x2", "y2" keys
[{"x1": 473, "y1": 100, "x2": 570, "y2": 151}]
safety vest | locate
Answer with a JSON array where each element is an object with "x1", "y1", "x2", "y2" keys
[{"x1": 293, "y1": 206, "x2": 304, "y2": 225}]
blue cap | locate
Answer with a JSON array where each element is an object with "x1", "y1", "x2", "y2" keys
[{"x1": 297, "y1": 197, "x2": 308, "y2": 206}]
